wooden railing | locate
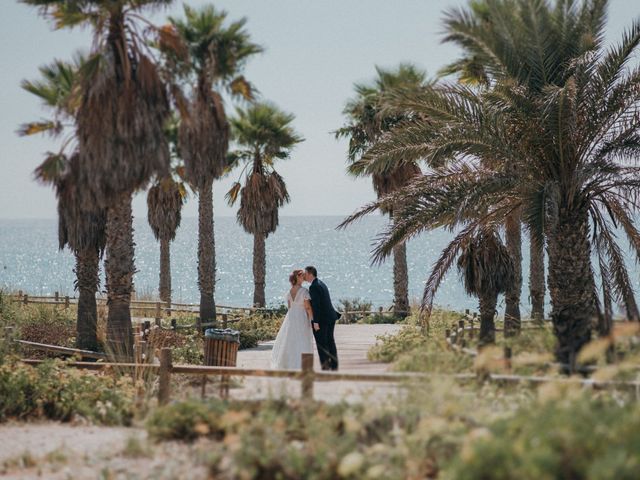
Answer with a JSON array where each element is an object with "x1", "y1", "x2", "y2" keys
[
  {"x1": 8, "y1": 326, "x2": 640, "y2": 403},
  {"x1": 443, "y1": 310, "x2": 549, "y2": 356},
  {"x1": 6, "y1": 292, "x2": 407, "y2": 324},
  {"x1": 17, "y1": 349, "x2": 640, "y2": 405}
]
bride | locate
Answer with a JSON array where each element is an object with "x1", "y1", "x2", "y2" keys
[{"x1": 270, "y1": 269, "x2": 314, "y2": 369}]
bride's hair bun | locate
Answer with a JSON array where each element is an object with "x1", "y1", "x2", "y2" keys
[{"x1": 289, "y1": 269, "x2": 303, "y2": 286}]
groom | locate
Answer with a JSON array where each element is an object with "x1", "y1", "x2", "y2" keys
[{"x1": 304, "y1": 266, "x2": 341, "y2": 370}]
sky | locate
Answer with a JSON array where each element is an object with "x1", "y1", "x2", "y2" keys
[{"x1": 1, "y1": 0, "x2": 637, "y2": 219}]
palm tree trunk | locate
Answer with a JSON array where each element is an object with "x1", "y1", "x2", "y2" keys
[
  {"x1": 75, "y1": 248, "x2": 99, "y2": 352},
  {"x1": 105, "y1": 192, "x2": 134, "y2": 360},
  {"x1": 504, "y1": 213, "x2": 522, "y2": 337},
  {"x1": 198, "y1": 179, "x2": 216, "y2": 327},
  {"x1": 478, "y1": 290, "x2": 497, "y2": 346},
  {"x1": 159, "y1": 238, "x2": 171, "y2": 305},
  {"x1": 393, "y1": 242, "x2": 410, "y2": 319},
  {"x1": 547, "y1": 205, "x2": 595, "y2": 368},
  {"x1": 596, "y1": 289, "x2": 613, "y2": 337},
  {"x1": 529, "y1": 236, "x2": 545, "y2": 322},
  {"x1": 622, "y1": 286, "x2": 640, "y2": 322},
  {"x1": 253, "y1": 233, "x2": 266, "y2": 308}
]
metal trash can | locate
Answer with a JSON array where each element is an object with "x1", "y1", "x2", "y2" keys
[{"x1": 204, "y1": 328, "x2": 240, "y2": 366}]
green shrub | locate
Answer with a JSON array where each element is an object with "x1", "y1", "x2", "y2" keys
[
  {"x1": 0, "y1": 359, "x2": 135, "y2": 425},
  {"x1": 368, "y1": 326, "x2": 429, "y2": 363},
  {"x1": 360, "y1": 312, "x2": 406, "y2": 325},
  {"x1": 146, "y1": 399, "x2": 228, "y2": 441},
  {"x1": 449, "y1": 392, "x2": 640, "y2": 480},
  {"x1": 0, "y1": 291, "x2": 79, "y2": 357},
  {"x1": 147, "y1": 389, "x2": 640, "y2": 479},
  {"x1": 147, "y1": 398, "x2": 462, "y2": 479},
  {"x1": 338, "y1": 298, "x2": 373, "y2": 323},
  {"x1": 234, "y1": 315, "x2": 282, "y2": 350}
]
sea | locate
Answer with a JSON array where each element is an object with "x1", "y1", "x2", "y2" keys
[{"x1": 1, "y1": 216, "x2": 547, "y2": 313}]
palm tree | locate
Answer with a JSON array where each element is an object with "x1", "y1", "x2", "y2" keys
[
  {"x1": 24, "y1": 0, "x2": 174, "y2": 359},
  {"x1": 226, "y1": 103, "x2": 304, "y2": 307},
  {"x1": 19, "y1": 57, "x2": 106, "y2": 352},
  {"x1": 458, "y1": 229, "x2": 515, "y2": 345},
  {"x1": 336, "y1": 64, "x2": 427, "y2": 318},
  {"x1": 440, "y1": 0, "x2": 610, "y2": 328},
  {"x1": 147, "y1": 175, "x2": 185, "y2": 306},
  {"x1": 341, "y1": 20, "x2": 640, "y2": 367},
  {"x1": 167, "y1": 4, "x2": 263, "y2": 326}
]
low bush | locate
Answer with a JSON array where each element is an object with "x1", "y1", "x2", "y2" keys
[
  {"x1": 359, "y1": 311, "x2": 406, "y2": 325},
  {"x1": 19, "y1": 306, "x2": 76, "y2": 352},
  {"x1": 449, "y1": 390, "x2": 640, "y2": 479},
  {"x1": 147, "y1": 398, "x2": 462, "y2": 479},
  {"x1": 338, "y1": 298, "x2": 373, "y2": 323},
  {"x1": 234, "y1": 315, "x2": 282, "y2": 350},
  {"x1": 146, "y1": 399, "x2": 228, "y2": 441},
  {"x1": 0, "y1": 292, "x2": 78, "y2": 357},
  {"x1": 368, "y1": 326, "x2": 428, "y2": 363},
  {"x1": 0, "y1": 359, "x2": 135, "y2": 425},
  {"x1": 147, "y1": 386, "x2": 640, "y2": 479}
]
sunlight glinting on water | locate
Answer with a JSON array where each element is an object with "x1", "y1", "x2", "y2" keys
[{"x1": 1, "y1": 216, "x2": 544, "y2": 312}]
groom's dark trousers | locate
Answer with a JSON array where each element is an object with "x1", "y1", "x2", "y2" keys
[{"x1": 309, "y1": 278, "x2": 340, "y2": 370}]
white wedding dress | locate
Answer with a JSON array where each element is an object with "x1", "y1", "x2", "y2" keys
[{"x1": 270, "y1": 287, "x2": 314, "y2": 369}]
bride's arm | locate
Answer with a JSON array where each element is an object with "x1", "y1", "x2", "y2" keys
[{"x1": 303, "y1": 299, "x2": 314, "y2": 322}]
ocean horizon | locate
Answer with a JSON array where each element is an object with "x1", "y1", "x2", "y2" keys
[{"x1": 1, "y1": 215, "x2": 548, "y2": 313}]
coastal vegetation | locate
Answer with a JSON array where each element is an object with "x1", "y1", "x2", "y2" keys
[
  {"x1": 6, "y1": 0, "x2": 640, "y2": 477},
  {"x1": 339, "y1": 0, "x2": 640, "y2": 369}
]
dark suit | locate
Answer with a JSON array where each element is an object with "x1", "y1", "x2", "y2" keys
[{"x1": 308, "y1": 278, "x2": 340, "y2": 370}]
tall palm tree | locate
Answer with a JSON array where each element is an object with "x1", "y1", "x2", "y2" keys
[
  {"x1": 167, "y1": 4, "x2": 263, "y2": 326},
  {"x1": 440, "y1": 0, "x2": 609, "y2": 328},
  {"x1": 24, "y1": 0, "x2": 174, "y2": 359},
  {"x1": 336, "y1": 64, "x2": 427, "y2": 318},
  {"x1": 458, "y1": 229, "x2": 515, "y2": 345},
  {"x1": 226, "y1": 102, "x2": 304, "y2": 307},
  {"x1": 341, "y1": 20, "x2": 640, "y2": 367},
  {"x1": 19, "y1": 57, "x2": 106, "y2": 352},
  {"x1": 147, "y1": 175, "x2": 185, "y2": 306}
]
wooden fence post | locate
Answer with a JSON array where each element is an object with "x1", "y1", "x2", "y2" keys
[
  {"x1": 4, "y1": 326, "x2": 14, "y2": 339},
  {"x1": 504, "y1": 346, "x2": 512, "y2": 372},
  {"x1": 301, "y1": 353, "x2": 314, "y2": 401},
  {"x1": 54, "y1": 291, "x2": 59, "y2": 302},
  {"x1": 23, "y1": 294, "x2": 28, "y2": 306},
  {"x1": 143, "y1": 321, "x2": 150, "y2": 341},
  {"x1": 158, "y1": 348, "x2": 172, "y2": 405},
  {"x1": 134, "y1": 341, "x2": 142, "y2": 364},
  {"x1": 222, "y1": 314, "x2": 228, "y2": 329},
  {"x1": 137, "y1": 341, "x2": 147, "y2": 364},
  {"x1": 64, "y1": 296, "x2": 70, "y2": 309},
  {"x1": 155, "y1": 302, "x2": 162, "y2": 324},
  {"x1": 18, "y1": 290, "x2": 22, "y2": 299}
]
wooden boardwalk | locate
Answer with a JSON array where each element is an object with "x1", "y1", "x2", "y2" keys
[{"x1": 222, "y1": 324, "x2": 404, "y2": 403}]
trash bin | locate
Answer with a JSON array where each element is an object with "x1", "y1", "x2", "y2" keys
[{"x1": 204, "y1": 328, "x2": 240, "y2": 366}]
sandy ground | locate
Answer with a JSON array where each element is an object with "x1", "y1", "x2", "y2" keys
[
  {"x1": 0, "y1": 423, "x2": 210, "y2": 479},
  {"x1": 0, "y1": 324, "x2": 402, "y2": 479}
]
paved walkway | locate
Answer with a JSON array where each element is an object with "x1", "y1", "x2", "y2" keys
[{"x1": 219, "y1": 323, "x2": 404, "y2": 403}]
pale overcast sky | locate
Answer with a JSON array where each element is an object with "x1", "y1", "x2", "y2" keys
[{"x1": 1, "y1": 0, "x2": 637, "y2": 219}]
